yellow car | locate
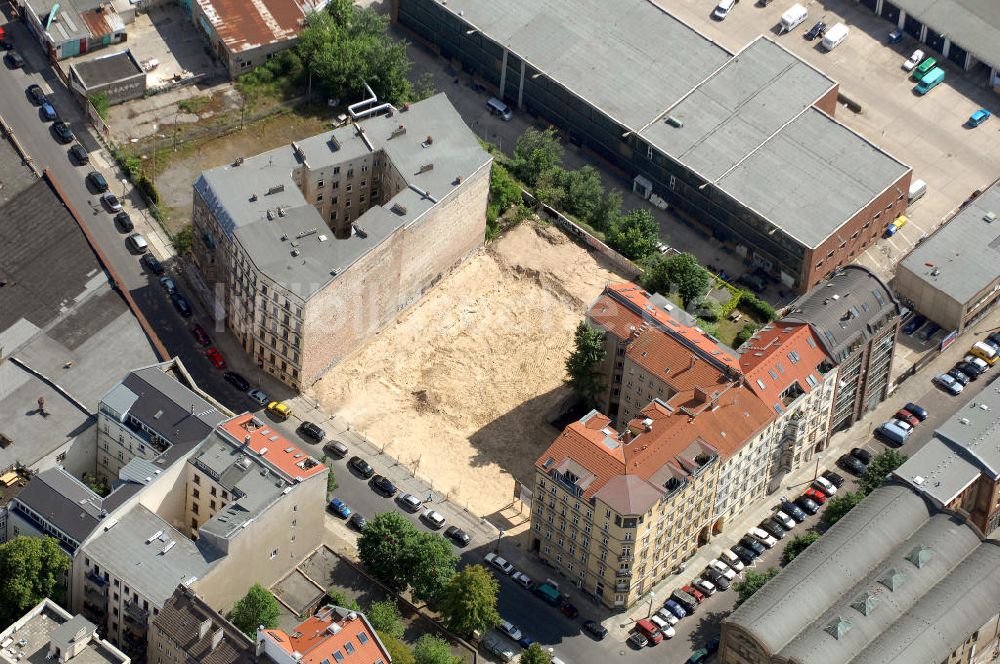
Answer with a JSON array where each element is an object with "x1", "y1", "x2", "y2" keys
[{"x1": 266, "y1": 401, "x2": 291, "y2": 420}]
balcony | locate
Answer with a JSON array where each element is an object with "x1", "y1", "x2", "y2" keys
[
  {"x1": 82, "y1": 601, "x2": 105, "y2": 620},
  {"x1": 618, "y1": 554, "x2": 633, "y2": 562},
  {"x1": 615, "y1": 570, "x2": 632, "y2": 579},
  {"x1": 123, "y1": 418, "x2": 169, "y2": 454},
  {"x1": 86, "y1": 571, "x2": 108, "y2": 590},
  {"x1": 615, "y1": 582, "x2": 630, "y2": 592},
  {"x1": 124, "y1": 601, "x2": 148, "y2": 625}
]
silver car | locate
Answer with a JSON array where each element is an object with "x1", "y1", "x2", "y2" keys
[{"x1": 396, "y1": 493, "x2": 422, "y2": 512}]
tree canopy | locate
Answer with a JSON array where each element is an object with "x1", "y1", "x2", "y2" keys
[
  {"x1": 520, "y1": 643, "x2": 553, "y2": 664},
  {"x1": 413, "y1": 634, "x2": 460, "y2": 664},
  {"x1": 228, "y1": 584, "x2": 280, "y2": 637},
  {"x1": 859, "y1": 449, "x2": 908, "y2": 495},
  {"x1": 606, "y1": 208, "x2": 660, "y2": 261},
  {"x1": 565, "y1": 322, "x2": 606, "y2": 406},
  {"x1": 436, "y1": 564, "x2": 501, "y2": 638},
  {"x1": 358, "y1": 512, "x2": 417, "y2": 590},
  {"x1": 641, "y1": 252, "x2": 712, "y2": 307},
  {"x1": 379, "y1": 635, "x2": 415, "y2": 664},
  {"x1": 781, "y1": 532, "x2": 820, "y2": 565},
  {"x1": 403, "y1": 532, "x2": 458, "y2": 603},
  {"x1": 560, "y1": 166, "x2": 604, "y2": 224},
  {"x1": 367, "y1": 600, "x2": 405, "y2": 640},
  {"x1": 0, "y1": 536, "x2": 71, "y2": 627},
  {"x1": 733, "y1": 568, "x2": 780, "y2": 607},
  {"x1": 511, "y1": 128, "x2": 564, "y2": 186}
]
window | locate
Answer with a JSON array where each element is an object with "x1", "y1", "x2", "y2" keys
[
  {"x1": 346, "y1": 184, "x2": 353, "y2": 193},
  {"x1": 333, "y1": 166, "x2": 340, "y2": 175},
  {"x1": 193, "y1": 474, "x2": 201, "y2": 485},
  {"x1": 357, "y1": 633, "x2": 369, "y2": 645},
  {"x1": 316, "y1": 194, "x2": 323, "y2": 202},
  {"x1": 192, "y1": 488, "x2": 200, "y2": 499}
]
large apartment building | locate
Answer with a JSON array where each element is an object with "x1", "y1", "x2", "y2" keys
[
  {"x1": 191, "y1": 94, "x2": 492, "y2": 389},
  {"x1": 0, "y1": 598, "x2": 129, "y2": 664},
  {"x1": 148, "y1": 585, "x2": 259, "y2": 664}
]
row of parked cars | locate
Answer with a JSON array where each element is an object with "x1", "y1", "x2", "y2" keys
[
  {"x1": 935, "y1": 336, "x2": 1000, "y2": 395},
  {"x1": 875, "y1": 401, "x2": 929, "y2": 446}
]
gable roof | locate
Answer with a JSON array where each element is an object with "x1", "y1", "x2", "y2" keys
[
  {"x1": 739, "y1": 323, "x2": 831, "y2": 414},
  {"x1": 262, "y1": 606, "x2": 389, "y2": 664}
]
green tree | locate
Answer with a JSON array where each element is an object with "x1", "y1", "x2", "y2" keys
[
  {"x1": 367, "y1": 600, "x2": 404, "y2": 640},
  {"x1": 512, "y1": 128, "x2": 564, "y2": 185},
  {"x1": 172, "y1": 224, "x2": 193, "y2": 255},
  {"x1": 413, "y1": 634, "x2": 460, "y2": 664},
  {"x1": 228, "y1": 583, "x2": 280, "y2": 637},
  {"x1": 822, "y1": 490, "x2": 866, "y2": 526},
  {"x1": 693, "y1": 297, "x2": 723, "y2": 322},
  {"x1": 781, "y1": 532, "x2": 820, "y2": 565},
  {"x1": 436, "y1": 564, "x2": 501, "y2": 638},
  {"x1": 82, "y1": 473, "x2": 110, "y2": 497},
  {"x1": 606, "y1": 208, "x2": 660, "y2": 260},
  {"x1": 0, "y1": 536, "x2": 71, "y2": 626},
  {"x1": 325, "y1": 589, "x2": 361, "y2": 612},
  {"x1": 564, "y1": 321, "x2": 606, "y2": 406},
  {"x1": 327, "y1": 468, "x2": 338, "y2": 497},
  {"x1": 733, "y1": 322, "x2": 759, "y2": 347},
  {"x1": 489, "y1": 163, "x2": 523, "y2": 214},
  {"x1": 520, "y1": 643, "x2": 553, "y2": 664},
  {"x1": 641, "y1": 251, "x2": 712, "y2": 306},
  {"x1": 733, "y1": 567, "x2": 780, "y2": 607},
  {"x1": 379, "y1": 634, "x2": 415, "y2": 664},
  {"x1": 533, "y1": 166, "x2": 567, "y2": 209},
  {"x1": 560, "y1": 166, "x2": 604, "y2": 223},
  {"x1": 592, "y1": 190, "x2": 622, "y2": 233},
  {"x1": 357, "y1": 512, "x2": 418, "y2": 590},
  {"x1": 859, "y1": 449, "x2": 909, "y2": 495},
  {"x1": 403, "y1": 532, "x2": 458, "y2": 603}
]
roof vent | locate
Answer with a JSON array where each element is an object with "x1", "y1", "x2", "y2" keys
[
  {"x1": 160, "y1": 540, "x2": 176, "y2": 555},
  {"x1": 851, "y1": 592, "x2": 879, "y2": 616},
  {"x1": 390, "y1": 124, "x2": 406, "y2": 139},
  {"x1": 906, "y1": 545, "x2": 933, "y2": 568},
  {"x1": 277, "y1": 207, "x2": 286, "y2": 217},
  {"x1": 291, "y1": 249, "x2": 300, "y2": 257},
  {"x1": 146, "y1": 530, "x2": 164, "y2": 544},
  {"x1": 983, "y1": 211, "x2": 996, "y2": 223},
  {"x1": 267, "y1": 209, "x2": 275, "y2": 220},
  {"x1": 665, "y1": 115, "x2": 684, "y2": 128},
  {"x1": 353, "y1": 224, "x2": 368, "y2": 239},
  {"x1": 390, "y1": 203, "x2": 408, "y2": 216},
  {"x1": 249, "y1": 193, "x2": 258, "y2": 202},
  {"x1": 912, "y1": 475, "x2": 925, "y2": 486},
  {"x1": 296, "y1": 228, "x2": 318, "y2": 239},
  {"x1": 880, "y1": 568, "x2": 905, "y2": 591},
  {"x1": 267, "y1": 184, "x2": 285, "y2": 195},
  {"x1": 418, "y1": 163, "x2": 434, "y2": 174},
  {"x1": 318, "y1": 234, "x2": 328, "y2": 242},
  {"x1": 422, "y1": 135, "x2": 433, "y2": 147},
  {"x1": 824, "y1": 617, "x2": 852, "y2": 640}
]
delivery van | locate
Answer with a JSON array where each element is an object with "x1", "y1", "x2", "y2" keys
[
  {"x1": 971, "y1": 341, "x2": 998, "y2": 366},
  {"x1": 486, "y1": 97, "x2": 513, "y2": 121},
  {"x1": 780, "y1": 4, "x2": 808, "y2": 33},
  {"x1": 914, "y1": 67, "x2": 945, "y2": 95},
  {"x1": 908, "y1": 179, "x2": 927, "y2": 204},
  {"x1": 875, "y1": 421, "x2": 909, "y2": 446},
  {"x1": 821, "y1": 23, "x2": 849, "y2": 51},
  {"x1": 911, "y1": 56, "x2": 937, "y2": 81}
]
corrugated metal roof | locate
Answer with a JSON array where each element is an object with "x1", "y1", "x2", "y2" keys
[{"x1": 195, "y1": 0, "x2": 317, "y2": 52}]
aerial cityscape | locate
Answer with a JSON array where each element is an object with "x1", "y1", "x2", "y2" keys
[{"x1": 0, "y1": 0, "x2": 997, "y2": 662}]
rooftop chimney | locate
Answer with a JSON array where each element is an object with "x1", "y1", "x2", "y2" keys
[
  {"x1": 211, "y1": 629, "x2": 224, "y2": 650},
  {"x1": 198, "y1": 618, "x2": 212, "y2": 640}
]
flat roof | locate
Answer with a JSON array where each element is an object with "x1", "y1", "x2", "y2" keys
[
  {"x1": 893, "y1": 436, "x2": 980, "y2": 506},
  {"x1": 194, "y1": 0, "x2": 319, "y2": 54},
  {"x1": 0, "y1": 601, "x2": 127, "y2": 664},
  {"x1": 934, "y1": 392, "x2": 1000, "y2": 479},
  {"x1": 898, "y1": 179, "x2": 1000, "y2": 304},
  {"x1": 194, "y1": 93, "x2": 491, "y2": 299},
  {"x1": 888, "y1": 0, "x2": 1000, "y2": 68},
  {"x1": 71, "y1": 49, "x2": 143, "y2": 87}
]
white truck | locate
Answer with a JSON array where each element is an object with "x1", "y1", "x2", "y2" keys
[
  {"x1": 780, "y1": 4, "x2": 808, "y2": 33},
  {"x1": 821, "y1": 22, "x2": 849, "y2": 51}
]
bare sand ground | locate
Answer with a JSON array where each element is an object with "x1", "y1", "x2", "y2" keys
[{"x1": 308, "y1": 221, "x2": 626, "y2": 517}]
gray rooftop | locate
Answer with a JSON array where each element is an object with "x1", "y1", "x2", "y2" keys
[
  {"x1": 25, "y1": 0, "x2": 96, "y2": 42},
  {"x1": 888, "y1": 0, "x2": 1000, "y2": 68},
  {"x1": 783, "y1": 265, "x2": 900, "y2": 362},
  {"x1": 725, "y1": 483, "x2": 1000, "y2": 663},
  {"x1": 0, "y1": 600, "x2": 127, "y2": 664},
  {"x1": 431, "y1": 0, "x2": 731, "y2": 130},
  {"x1": 13, "y1": 468, "x2": 106, "y2": 548},
  {"x1": 0, "y1": 138, "x2": 37, "y2": 206},
  {"x1": 81, "y1": 504, "x2": 218, "y2": 608},
  {"x1": 718, "y1": 108, "x2": 910, "y2": 248},
  {"x1": 70, "y1": 49, "x2": 143, "y2": 87},
  {"x1": 894, "y1": 436, "x2": 981, "y2": 507},
  {"x1": 151, "y1": 586, "x2": 257, "y2": 664},
  {"x1": 194, "y1": 93, "x2": 491, "y2": 299},
  {"x1": 898, "y1": 178, "x2": 1000, "y2": 304}
]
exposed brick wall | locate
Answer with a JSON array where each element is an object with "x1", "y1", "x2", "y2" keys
[{"x1": 813, "y1": 83, "x2": 840, "y2": 118}]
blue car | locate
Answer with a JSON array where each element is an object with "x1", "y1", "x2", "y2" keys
[
  {"x1": 327, "y1": 498, "x2": 351, "y2": 518},
  {"x1": 41, "y1": 102, "x2": 57, "y2": 121},
  {"x1": 518, "y1": 634, "x2": 535, "y2": 649},
  {"x1": 664, "y1": 599, "x2": 687, "y2": 619},
  {"x1": 967, "y1": 109, "x2": 991, "y2": 128}
]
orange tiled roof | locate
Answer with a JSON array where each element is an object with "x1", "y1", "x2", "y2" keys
[
  {"x1": 218, "y1": 413, "x2": 326, "y2": 481},
  {"x1": 739, "y1": 323, "x2": 830, "y2": 413},
  {"x1": 535, "y1": 411, "x2": 625, "y2": 500},
  {"x1": 626, "y1": 327, "x2": 732, "y2": 394},
  {"x1": 262, "y1": 608, "x2": 388, "y2": 664}
]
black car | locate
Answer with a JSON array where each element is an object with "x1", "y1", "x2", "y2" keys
[
  {"x1": 988, "y1": 332, "x2": 1000, "y2": 349},
  {"x1": 26, "y1": 83, "x2": 46, "y2": 105},
  {"x1": 804, "y1": 21, "x2": 826, "y2": 40},
  {"x1": 850, "y1": 447, "x2": 872, "y2": 465},
  {"x1": 444, "y1": 525, "x2": 470, "y2": 547},
  {"x1": 223, "y1": 371, "x2": 250, "y2": 391},
  {"x1": 141, "y1": 252, "x2": 165, "y2": 275},
  {"x1": 6, "y1": 51, "x2": 24, "y2": 68},
  {"x1": 170, "y1": 292, "x2": 192, "y2": 317},
  {"x1": 560, "y1": 602, "x2": 579, "y2": 619},
  {"x1": 702, "y1": 567, "x2": 731, "y2": 591},
  {"x1": 69, "y1": 144, "x2": 89, "y2": 165},
  {"x1": 955, "y1": 361, "x2": 983, "y2": 379},
  {"x1": 582, "y1": 620, "x2": 608, "y2": 641},
  {"x1": 298, "y1": 421, "x2": 326, "y2": 442},
  {"x1": 370, "y1": 474, "x2": 397, "y2": 497},
  {"x1": 948, "y1": 368, "x2": 971, "y2": 386},
  {"x1": 822, "y1": 470, "x2": 846, "y2": 488},
  {"x1": 349, "y1": 455, "x2": 375, "y2": 479},
  {"x1": 837, "y1": 454, "x2": 867, "y2": 476},
  {"x1": 740, "y1": 535, "x2": 766, "y2": 555},
  {"x1": 795, "y1": 495, "x2": 820, "y2": 515},
  {"x1": 348, "y1": 513, "x2": 367, "y2": 530},
  {"x1": 903, "y1": 402, "x2": 928, "y2": 421},
  {"x1": 114, "y1": 212, "x2": 133, "y2": 232},
  {"x1": 780, "y1": 498, "x2": 808, "y2": 522},
  {"x1": 0, "y1": 37, "x2": 12, "y2": 51},
  {"x1": 87, "y1": 171, "x2": 109, "y2": 192},
  {"x1": 52, "y1": 121, "x2": 74, "y2": 144},
  {"x1": 902, "y1": 314, "x2": 926, "y2": 335},
  {"x1": 732, "y1": 544, "x2": 757, "y2": 565},
  {"x1": 758, "y1": 520, "x2": 785, "y2": 540}
]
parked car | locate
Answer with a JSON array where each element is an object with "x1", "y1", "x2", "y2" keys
[
  {"x1": 627, "y1": 632, "x2": 650, "y2": 649},
  {"x1": 795, "y1": 495, "x2": 820, "y2": 515},
  {"x1": 702, "y1": 568, "x2": 730, "y2": 590},
  {"x1": 956, "y1": 360, "x2": 983, "y2": 380},
  {"x1": 52, "y1": 120, "x2": 74, "y2": 143},
  {"x1": 189, "y1": 323, "x2": 211, "y2": 346},
  {"x1": 114, "y1": 211, "x2": 133, "y2": 232},
  {"x1": 444, "y1": 526, "x2": 470, "y2": 547},
  {"x1": 965, "y1": 355, "x2": 991, "y2": 373},
  {"x1": 483, "y1": 634, "x2": 516, "y2": 662},
  {"x1": 682, "y1": 584, "x2": 705, "y2": 603},
  {"x1": 851, "y1": 448, "x2": 872, "y2": 467},
  {"x1": 747, "y1": 527, "x2": 777, "y2": 548},
  {"x1": 947, "y1": 369, "x2": 971, "y2": 387},
  {"x1": 707, "y1": 635, "x2": 721, "y2": 654},
  {"x1": 323, "y1": 440, "x2": 349, "y2": 458},
  {"x1": 510, "y1": 571, "x2": 532, "y2": 589},
  {"x1": 205, "y1": 347, "x2": 226, "y2": 369},
  {"x1": 370, "y1": 475, "x2": 397, "y2": 496},
  {"x1": 838, "y1": 453, "x2": 868, "y2": 476},
  {"x1": 101, "y1": 193, "x2": 123, "y2": 212},
  {"x1": 894, "y1": 409, "x2": 921, "y2": 427},
  {"x1": 772, "y1": 510, "x2": 796, "y2": 530},
  {"x1": 903, "y1": 49, "x2": 925, "y2": 71},
  {"x1": 6, "y1": 51, "x2": 24, "y2": 68},
  {"x1": 169, "y1": 292, "x2": 192, "y2": 316},
  {"x1": 327, "y1": 498, "x2": 350, "y2": 518},
  {"x1": 904, "y1": 402, "x2": 928, "y2": 421},
  {"x1": 804, "y1": 20, "x2": 826, "y2": 40},
  {"x1": 740, "y1": 536, "x2": 766, "y2": 555},
  {"x1": 348, "y1": 513, "x2": 367, "y2": 530},
  {"x1": 582, "y1": 620, "x2": 608, "y2": 640},
  {"x1": 26, "y1": 84, "x2": 46, "y2": 105},
  {"x1": 967, "y1": 109, "x2": 991, "y2": 128},
  {"x1": 708, "y1": 559, "x2": 737, "y2": 580},
  {"x1": 719, "y1": 549, "x2": 745, "y2": 573},
  {"x1": 69, "y1": 144, "x2": 89, "y2": 164},
  {"x1": 266, "y1": 401, "x2": 291, "y2": 419},
  {"x1": 498, "y1": 621, "x2": 522, "y2": 642},
  {"x1": 395, "y1": 492, "x2": 422, "y2": 511},
  {"x1": 421, "y1": 509, "x2": 446, "y2": 529},
  {"x1": 484, "y1": 552, "x2": 515, "y2": 575},
  {"x1": 712, "y1": 0, "x2": 736, "y2": 20},
  {"x1": 688, "y1": 648, "x2": 711, "y2": 664},
  {"x1": 40, "y1": 102, "x2": 56, "y2": 121},
  {"x1": 780, "y1": 498, "x2": 808, "y2": 522},
  {"x1": 296, "y1": 421, "x2": 325, "y2": 442},
  {"x1": 348, "y1": 456, "x2": 375, "y2": 479},
  {"x1": 822, "y1": 470, "x2": 846, "y2": 488},
  {"x1": 987, "y1": 332, "x2": 1000, "y2": 349},
  {"x1": 634, "y1": 619, "x2": 662, "y2": 645},
  {"x1": 758, "y1": 519, "x2": 785, "y2": 540},
  {"x1": 804, "y1": 488, "x2": 828, "y2": 505},
  {"x1": 663, "y1": 599, "x2": 687, "y2": 619},
  {"x1": 649, "y1": 615, "x2": 675, "y2": 638},
  {"x1": 692, "y1": 578, "x2": 717, "y2": 597},
  {"x1": 813, "y1": 476, "x2": 838, "y2": 497},
  {"x1": 247, "y1": 389, "x2": 268, "y2": 406},
  {"x1": 141, "y1": 253, "x2": 164, "y2": 275},
  {"x1": 159, "y1": 276, "x2": 177, "y2": 294},
  {"x1": 560, "y1": 602, "x2": 579, "y2": 619},
  {"x1": 87, "y1": 171, "x2": 109, "y2": 192},
  {"x1": 223, "y1": 371, "x2": 250, "y2": 391},
  {"x1": 655, "y1": 608, "x2": 679, "y2": 626},
  {"x1": 732, "y1": 544, "x2": 758, "y2": 565}
]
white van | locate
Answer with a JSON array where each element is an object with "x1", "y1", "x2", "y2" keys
[
  {"x1": 486, "y1": 97, "x2": 512, "y2": 121},
  {"x1": 821, "y1": 23, "x2": 849, "y2": 51},
  {"x1": 908, "y1": 179, "x2": 927, "y2": 203},
  {"x1": 780, "y1": 4, "x2": 808, "y2": 33}
]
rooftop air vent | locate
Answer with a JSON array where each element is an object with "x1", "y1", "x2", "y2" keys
[
  {"x1": 267, "y1": 184, "x2": 285, "y2": 195},
  {"x1": 984, "y1": 211, "x2": 996, "y2": 223},
  {"x1": 291, "y1": 249, "x2": 300, "y2": 257},
  {"x1": 422, "y1": 135, "x2": 433, "y2": 147},
  {"x1": 418, "y1": 163, "x2": 434, "y2": 174},
  {"x1": 390, "y1": 124, "x2": 407, "y2": 139},
  {"x1": 249, "y1": 193, "x2": 258, "y2": 202},
  {"x1": 353, "y1": 224, "x2": 368, "y2": 239},
  {"x1": 666, "y1": 116, "x2": 684, "y2": 128},
  {"x1": 390, "y1": 203, "x2": 408, "y2": 216}
]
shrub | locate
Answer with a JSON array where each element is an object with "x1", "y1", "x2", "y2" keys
[{"x1": 740, "y1": 292, "x2": 777, "y2": 321}]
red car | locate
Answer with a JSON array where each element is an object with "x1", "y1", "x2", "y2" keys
[
  {"x1": 634, "y1": 619, "x2": 663, "y2": 645},
  {"x1": 682, "y1": 584, "x2": 705, "y2": 603},
  {"x1": 206, "y1": 347, "x2": 226, "y2": 369},
  {"x1": 191, "y1": 323, "x2": 211, "y2": 346},
  {"x1": 894, "y1": 409, "x2": 921, "y2": 427},
  {"x1": 804, "y1": 488, "x2": 827, "y2": 505}
]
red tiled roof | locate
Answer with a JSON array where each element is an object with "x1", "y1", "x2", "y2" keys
[
  {"x1": 196, "y1": 0, "x2": 317, "y2": 53},
  {"x1": 626, "y1": 327, "x2": 732, "y2": 394},
  {"x1": 535, "y1": 411, "x2": 625, "y2": 500},
  {"x1": 262, "y1": 607, "x2": 388, "y2": 664},
  {"x1": 739, "y1": 324, "x2": 830, "y2": 413},
  {"x1": 218, "y1": 413, "x2": 325, "y2": 481}
]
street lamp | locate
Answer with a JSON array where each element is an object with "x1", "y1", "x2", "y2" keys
[
  {"x1": 495, "y1": 529, "x2": 504, "y2": 554},
  {"x1": 812, "y1": 452, "x2": 825, "y2": 481},
  {"x1": 121, "y1": 178, "x2": 129, "y2": 198},
  {"x1": 646, "y1": 591, "x2": 656, "y2": 618}
]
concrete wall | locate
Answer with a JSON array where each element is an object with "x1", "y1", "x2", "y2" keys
[{"x1": 892, "y1": 265, "x2": 965, "y2": 331}]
